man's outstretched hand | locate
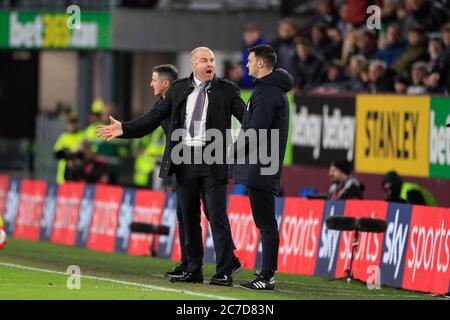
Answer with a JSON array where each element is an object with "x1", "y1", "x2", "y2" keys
[{"x1": 96, "y1": 116, "x2": 123, "y2": 141}]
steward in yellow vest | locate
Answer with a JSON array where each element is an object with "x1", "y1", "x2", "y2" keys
[
  {"x1": 53, "y1": 115, "x2": 85, "y2": 184},
  {"x1": 382, "y1": 171, "x2": 439, "y2": 206}
]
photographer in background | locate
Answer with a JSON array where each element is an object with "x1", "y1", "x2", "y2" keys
[{"x1": 64, "y1": 140, "x2": 109, "y2": 184}]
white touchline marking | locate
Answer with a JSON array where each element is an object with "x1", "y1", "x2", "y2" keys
[{"x1": 0, "y1": 262, "x2": 238, "y2": 300}]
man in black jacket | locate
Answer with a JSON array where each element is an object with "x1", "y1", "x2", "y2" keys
[
  {"x1": 233, "y1": 44, "x2": 293, "y2": 290},
  {"x1": 97, "y1": 47, "x2": 245, "y2": 286}
]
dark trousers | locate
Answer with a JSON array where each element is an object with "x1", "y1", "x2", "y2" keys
[
  {"x1": 177, "y1": 163, "x2": 234, "y2": 275},
  {"x1": 248, "y1": 186, "x2": 279, "y2": 276},
  {"x1": 176, "y1": 188, "x2": 189, "y2": 267},
  {"x1": 176, "y1": 185, "x2": 237, "y2": 269}
]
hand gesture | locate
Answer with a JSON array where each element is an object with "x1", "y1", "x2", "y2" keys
[{"x1": 96, "y1": 116, "x2": 123, "y2": 141}]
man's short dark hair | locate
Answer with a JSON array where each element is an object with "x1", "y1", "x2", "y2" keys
[
  {"x1": 152, "y1": 64, "x2": 179, "y2": 83},
  {"x1": 248, "y1": 44, "x2": 277, "y2": 69}
]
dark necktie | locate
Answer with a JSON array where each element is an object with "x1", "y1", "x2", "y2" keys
[{"x1": 189, "y1": 82, "x2": 208, "y2": 137}]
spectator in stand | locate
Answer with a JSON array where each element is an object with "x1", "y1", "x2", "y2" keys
[
  {"x1": 327, "y1": 26, "x2": 344, "y2": 59},
  {"x1": 313, "y1": 0, "x2": 339, "y2": 27},
  {"x1": 425, "y1": 71, "x2": 446, "y2": 93},
  {"x1": 367, "y1": 59, "x2": 395, "y2": 93},
  {"x1": 358, "y1": 29, "x2": 379, "y2": 59},
  {"x1": 394, "y1": 75, "x2": 410, "y2": 94},
  {"x1": 224, "y1": 60, "x2": 244, "y2": 87},
  {"x1": 313, "y1": 60, "x2": 348, "y2": 93},
  {"x1": 311, "y1": 22, "x2": 341, "y2": 60},
  {"x1": 271, "y1": 18, "x2": 297, "y2": 76},
  {"x1": 375, "y1": 23, "x2": 406, "y2": 67},
  {"x1": 341, "y1": 29, "x2": 361, "y2": 65},
  {"x1": 381, "y1": 0, "x2": 402, "y2": 29},
  {"x1": 402, "y1": 0, "x2": 449, "y2": 37},
  {"x1": 345, "y1": 0, "x2": 382, "y2": 27},
  {"x1": 291, "y1": 37, "x2": 325, "y2": 93},
  {"x1": 393, "y1": 24, "x2": 429, "y2": 75},
  {"x1": 335, "y1": 1, "x2": 351, "y2": 38},
  {"x1": 240, "y1": 22, "x2": 267, "y2": 89},
  {"x1": 438, "y1": 23, "x2": 450, "y2": 92},
  {"x1": 406, "y1": 61, "x2": 428, "y2": 94},
  {"x1": 343, "y1": 54, "x2": 367, "y2": 92},
  {"x1": 427, "y1": 35, "x2": 443, "y2": 72},
  {"x1": 327, "y1": 159, "x2": 364, "y2": 200}
]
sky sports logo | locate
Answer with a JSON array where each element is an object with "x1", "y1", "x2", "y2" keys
[{"x1": 406, "y1": 221, "x2": 450, "y2": 282}]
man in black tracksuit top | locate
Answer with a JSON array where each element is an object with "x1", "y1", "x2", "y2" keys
[{"x1": 234, "y1": 44, "x2": 293, "y2": 290}]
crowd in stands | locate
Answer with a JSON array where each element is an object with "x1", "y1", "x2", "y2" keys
[{"x1": 230, "y1": 0, "x2": 450, "y2": 95}]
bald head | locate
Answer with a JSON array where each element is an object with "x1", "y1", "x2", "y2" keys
[
  {"x1": 190, "y1": 47, "x2": 216, "y2": 82},
  {"x1": 190, "y1": 47, "x2": 214, "y2": 61}
]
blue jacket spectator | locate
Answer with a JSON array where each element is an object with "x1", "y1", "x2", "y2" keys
[
  {"x1": 241, "y1": 23, "x2": 267, "y2": 89},
  {"x1": 376, "y1": 24, "x2": 406, "y2": 67}
]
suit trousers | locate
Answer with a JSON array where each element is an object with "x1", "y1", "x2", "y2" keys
[
  {"x1": 177, "y1": 160, "x2": 234, "y2": 275},
  {"x1": 247, "y1": 186, "x2": 279, "y2": 276}
]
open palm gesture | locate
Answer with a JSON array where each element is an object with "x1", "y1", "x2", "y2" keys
[{"x1": 96, "y1": 116, "x2": 123, "y2": 141}]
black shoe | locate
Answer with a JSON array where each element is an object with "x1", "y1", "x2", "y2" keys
[
  {"x1": 209, "y1": 273, "x2": 233, "y2": 287},
  {"x1": 165, "y1": 264, "x2": 187, "y2": 279},
  {"x1": 240, "y1": 273, "x2": 275, "y2": 290},
  {"x1": 171, "y1": 270, "x2": 203, "y2": 284},
  {"x1": 232, "y1": 257, "x2": 243, "y2": 275}
]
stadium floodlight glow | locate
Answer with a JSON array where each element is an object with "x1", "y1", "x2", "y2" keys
[{"x1": 325, "y1": 216, "x2": 387, "y2": 283}]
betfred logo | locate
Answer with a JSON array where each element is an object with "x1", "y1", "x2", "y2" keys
[
  {"x1": 128, "y1": 190, "x2": 165, "y2": 256},
  {"x1": 380, "y1": 203, "x2": 412, "y2": 287},
  {"x1": 228, "y1": 195, "x2": 259, "y2": 269},
  {"x1": 87, "y1": 185, "x2": 123, "y2": 252},
  {"x1": 51, "y1": 182, "x2": 84, "y2": 246},
  {"x1": 14, "y1": 179, "x2": 47, "y2": 240},
  {"x1": 278, "y1": 198, "x2": 324, "y2": 275},
  {"x1": 403, "y1": 206, "x2": 450, "y2": 294},
  {"x1": 335, "y1": 200, "x2": 387, "y2": 281}
]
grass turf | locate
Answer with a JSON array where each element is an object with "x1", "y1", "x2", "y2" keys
[{"x1": 0, "y1": 238, "x2": 444, "y2": 300}]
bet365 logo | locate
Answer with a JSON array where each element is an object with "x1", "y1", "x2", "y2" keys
[{"x1": 66, "y1": 5, "x2": 81, "y2": 30}]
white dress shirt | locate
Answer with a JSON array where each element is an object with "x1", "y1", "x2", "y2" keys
[{"x1": 183, "y1": 76, "x2": 209, "y2": 147}]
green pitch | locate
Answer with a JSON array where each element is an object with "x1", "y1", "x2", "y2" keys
[{"x1": 0, "y1": 238, "x2": 443, "y2": 300}]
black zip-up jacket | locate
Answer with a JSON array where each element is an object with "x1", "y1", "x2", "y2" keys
[{"x1": 235, "y1": 68, "x2": 294, "y2": 195}]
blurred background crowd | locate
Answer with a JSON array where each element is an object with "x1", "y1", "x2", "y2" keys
[{"x1": 227, "y1": 0, "x2": 450, "y2": 95}]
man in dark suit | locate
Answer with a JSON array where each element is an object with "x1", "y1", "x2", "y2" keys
[
  {"x1": 97, "y1": 47, "x2": 245, "y2": 286},
  {"x1": 233, "y1": 44, "x2": 293, "y2": 290}
]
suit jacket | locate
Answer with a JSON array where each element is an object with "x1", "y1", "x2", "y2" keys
[{"x1": 121, "y1": 74, "x2": 245, "y2": 181}]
